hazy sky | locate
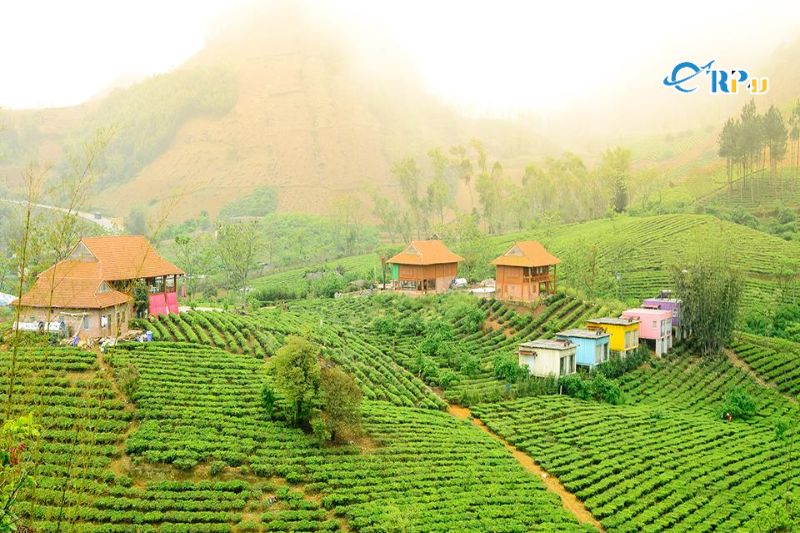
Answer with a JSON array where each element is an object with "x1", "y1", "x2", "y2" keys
[{"x1": 1, "y1": 0, "x2": 798, "y2": 114}]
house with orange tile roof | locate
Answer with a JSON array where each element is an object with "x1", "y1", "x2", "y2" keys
[
  {"x1": 491, "y1": 241, "x2": 560, "y2": 302},
  {"x1": 13, "y1": 235, "x2": 184, "y2": 338},
  {"x1": 387, "y1": 240, "x2": 464, "y2": 293}
]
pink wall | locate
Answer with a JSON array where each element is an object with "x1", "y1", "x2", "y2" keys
[{"x1": 621, "y1": 308, "x2": 672, "y2": 340}]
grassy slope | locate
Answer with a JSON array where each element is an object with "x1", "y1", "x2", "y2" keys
[{"x1": 250, "y1": 213, "x2": 800, "y2": 310}]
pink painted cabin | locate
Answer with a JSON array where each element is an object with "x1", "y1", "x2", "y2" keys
[{"x1": 620, "y1": 308, "x2": 673, "y2": 356}]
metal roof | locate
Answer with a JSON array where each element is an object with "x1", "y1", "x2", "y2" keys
[{"x1": 556, "y1": 328, "x2": 610, "y2": 340}]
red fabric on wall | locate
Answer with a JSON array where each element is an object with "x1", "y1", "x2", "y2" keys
[
  {"x1": 166, "y1": 291, "x2": 179, "y2": 314},
  {"x1": 148, "y1": 293, "x2": 168, "y2": 316}
]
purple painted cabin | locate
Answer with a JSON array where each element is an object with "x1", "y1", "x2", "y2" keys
[{"x1": 642, "y1": 291, "x2": 683, "y2": 340}]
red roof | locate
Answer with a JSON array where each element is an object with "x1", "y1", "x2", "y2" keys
[
  {"x1": 79, "y1": 236, "x2": 184, "y2": 280},
  {"x1": 491, "y1": 241, "x2": 560, "y2": 268},
  {"x1": 14, "y1": 235, "x2": 182, "y2": 310},
  {"x1": 387, "y1": 240, "x2": 464, "y2": 266},
  {"x1": 15, "y1": 261, "x2": 131, "y2": 309}
]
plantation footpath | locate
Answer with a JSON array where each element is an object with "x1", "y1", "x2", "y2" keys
[
  {"x1": 447, "y1": 404, "x2": 604, "y2": 531},
  {"x1": 730, "y1": 332, "x2": 800, "y2": 399}
]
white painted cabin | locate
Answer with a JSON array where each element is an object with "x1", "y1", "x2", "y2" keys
[{"x1": 518, "y1": 339, "x2": 577, "y2": 378}]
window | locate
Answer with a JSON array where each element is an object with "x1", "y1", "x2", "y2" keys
[
  {"x1": 560, "y1": 354, "x2": 575, "y2": 375},
  {"x1": 652, "y1": 320, "x2": 657, "y2": 328},
  {"x1": 82, "y1": 316, "x2": 90, "y2": 330}
]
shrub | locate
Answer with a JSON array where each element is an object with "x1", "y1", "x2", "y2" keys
[
  {"x1": 721, "y1": 387, "x2": 757, "y2": 420},
  {"x1": 559, "y1": 373, "x2": 623, "y2": 404},
  {"x1": 558, "y1": 374, "x2": 590, "y2": 400},
  {"x1": 372, "y1": 316, "x2": 398, "y2": 336},
  {"x1": 493, "y1": 354, "x2": 526, "y2": 383},
  {"x1": 115, "y1": 363, "x2": 140, "y2": 401},
  {"x1": 596, "y1": 344, "x2": 650, "y2": 379},
  {"x1": 173, "y1": 457, "x2": 198, "y2": 471},
  {"x1": 210, "y1": 460, "x2": 227, "y2": 476},
  {"x1": 590, "y1": 373, "x2": 624, "y2": 405}
]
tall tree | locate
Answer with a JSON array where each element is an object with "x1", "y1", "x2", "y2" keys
[
  {"x1": 268, "y1": 336, "x2": 321, "y2": 427},
  {"x1": 763, "y1": 105, "x2": 788, "y2": 178},
  {"x1": 718, "y1": 117, "x2": 739, "y2": 191},
  {"x1": 330, "y1": 195, "x2": 364, "y2": 257},
  {"x1": 449, "y1": 144, "x2": 475, "y2": 212},
  {"x1": 475, "y1": 161, "x2": 507, "y2": 233},
  {"x1": 391, "y1": 157, "x2": 428, "y2": 238},
  {"x1": 738, "y1": 99, "x2": 763, "y2": 184},
  {"x1": 426, "y1": 148, "x2": 451, "y2": 225},
  {"x1": 600, "y1": 147, "x2": 632, "y2": 213},
  {"x1": 789, "y1": 100, "x2": 800, "y2": 180},
  {"x1": 174, "y1": 233, "x2": 217, "y2": 300},
  {"x1": 672, "y1": 251, "x2": 743, "y2": 356},
  {"x1": 216, "y1": 220, "x2": 261, "y2": 303}
]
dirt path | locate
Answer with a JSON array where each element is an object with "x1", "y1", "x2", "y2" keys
[
  {"x1": 724, "y1": 349, "x2": 798, "y2": 405},
  {"x1": 447, "y1": 405, "x2": 604, "y2": 531}
]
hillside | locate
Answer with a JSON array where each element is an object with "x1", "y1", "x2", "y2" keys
[
  {"x1": 5, "y1": 292, "x2": 800, "y2": 531},
  {"x1": 0, "y1": 4, "x2": 547, "y2": 222},
  {"x1": 249, "y1": 214, "x2": 800, "y2": 312}
]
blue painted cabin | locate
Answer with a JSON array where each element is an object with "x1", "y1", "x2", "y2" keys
[{"x1": 556, "y1": 329, "x2": 611, "y2": 368}]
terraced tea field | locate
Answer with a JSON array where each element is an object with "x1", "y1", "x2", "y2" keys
[
  {"x1": 730, "y1": 332, "x2": 800, "y2": 398},
  {"x1": 0, "y1": 340, "x2": 590, "y2": 532},
  {"x1": 248, "y1": 214, "x2": 800, "y2": 311},
  {"x1": 473, "y1": 382, "x2": 800, "y2": 531},
  {"x1": 6, "y1": 288, "x2": 800, "y2": 531},
  {"x1": 134, "y1": 311, "x2": 445, "y2": 409},
  {"x1": 138, "y1": 295, "x2": 600, "y2": 406}
]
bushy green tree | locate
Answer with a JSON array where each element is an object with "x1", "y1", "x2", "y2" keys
[
  {"x1": 266, "y1": 336, "x2": 363, "y2": 444},
  {"x1": 268, "y1": 336, "x2": 321, "y2": 427},
  {"x1": 174, "y1": 233, "x2": 217, "y2": 300},
  {"x1": 216, "y1": 220, "x2": 262, "y2": 302},
  {"x1": 318, "y1": 366, "x2": 362, "y2": 442}
]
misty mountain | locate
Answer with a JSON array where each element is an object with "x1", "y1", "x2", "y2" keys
[{"x1": 0, "y1": 3, "x2": 548, "y2": 222}]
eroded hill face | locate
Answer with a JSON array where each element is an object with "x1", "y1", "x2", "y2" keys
[{"x1": 0, "y1": 4, "x2": 546, "y2": 222}]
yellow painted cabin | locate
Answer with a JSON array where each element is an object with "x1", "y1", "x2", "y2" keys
[{"x1": 585, "y1": 317, "x2": 640, "y2": 358}]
